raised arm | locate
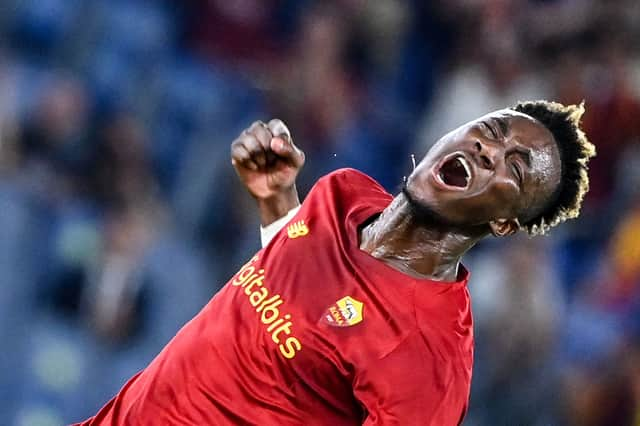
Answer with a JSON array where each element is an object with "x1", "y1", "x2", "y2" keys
[{"x1": 230, "y1": 119, "x2": 305, "y2": 246}]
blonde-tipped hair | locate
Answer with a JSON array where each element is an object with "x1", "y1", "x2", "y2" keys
[{"x1": 512, "y1": 100, "x2": 596, "y2": 236}]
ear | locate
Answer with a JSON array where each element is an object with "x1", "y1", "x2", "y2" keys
[{"x1": 489, "y1": 218, "x2": 520, "y2": 237}]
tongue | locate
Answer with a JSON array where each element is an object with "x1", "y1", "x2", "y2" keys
[{"x1": 440, "y1": 157, "x2": 468, "y2": 187}]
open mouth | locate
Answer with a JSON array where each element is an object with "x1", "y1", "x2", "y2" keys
[{"x1": 437, "y1": 155, "x2": 471, "y2": 189}]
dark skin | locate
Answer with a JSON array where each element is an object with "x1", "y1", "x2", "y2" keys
[{"x1": 231, "y1": 109, "x2": 561, "y2": 282}]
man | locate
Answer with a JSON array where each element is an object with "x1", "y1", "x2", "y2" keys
[{"x1": 78, "y1": 100, "x2": 594, "y2": 425}]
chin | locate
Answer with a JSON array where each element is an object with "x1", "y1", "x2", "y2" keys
[{"x1": 401, "y1": 184, "x2": 456, "y2": 228}]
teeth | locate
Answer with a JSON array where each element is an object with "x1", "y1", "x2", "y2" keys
[{"x1": 457, "y1": 156, "x2": 471, "y2": 184}]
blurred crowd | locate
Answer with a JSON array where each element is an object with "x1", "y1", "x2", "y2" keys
[{"x1": 0, "y1": 0, "x2": 638, "y2": 425}]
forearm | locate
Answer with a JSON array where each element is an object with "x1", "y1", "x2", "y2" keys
[
  {"x1": 257, "y1": 186, "x2": 301, "y2": 247},
  {"x1": 230, "y1": 118, "x2": 305, "y2": 245}
]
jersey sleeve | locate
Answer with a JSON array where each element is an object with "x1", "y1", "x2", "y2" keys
[
  {"x1": 354, "y1": 333, "x2": 469, "y2": 426},
  {"x1": 310, "y1": 168, "x2": 392, "y2": 221},
  {"x1": 315, "y1": 168, "x2": 389, "y2": 199},
  {"x1": 259, "y1": 168, "x2": 390, "y2": 249}
]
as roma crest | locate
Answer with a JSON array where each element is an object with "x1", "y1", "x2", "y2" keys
[{"x1": 322, "y1": 296, "x2": 364, "y2": 327}]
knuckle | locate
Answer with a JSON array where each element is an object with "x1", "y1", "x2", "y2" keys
[
  {"x1": 268, "y1": 118, "x2": 289, "y2": 134},
  {"x1": 232, "y1": 152, "x2": 247, "y2": 162},
  {"x1": 244, "y1": 134, "x2": 258, "y2": 147},
  {"x1": 268, "y1": 118, "x2": 283, "y2": 127},
  {"x1": 256, "y1": 129, "x2": 272, "y2": 145},
  {"x1": 231, "y1": 141, "x2": 245, "y2": 153},
  {"x1": 249, "y1": 120, "x2": 266, "y2": 131}
]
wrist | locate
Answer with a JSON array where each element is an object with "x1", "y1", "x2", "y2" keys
[
  {"x1": 260, "y1": 206, "x2": 300, "y2": 247},
  {"x1": 257, "y1": 186, "x2": 300, "y2": 226}
]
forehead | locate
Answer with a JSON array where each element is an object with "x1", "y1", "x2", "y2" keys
[{"x1": 474, "y1": 109, "x2": 555, "y2": 147}]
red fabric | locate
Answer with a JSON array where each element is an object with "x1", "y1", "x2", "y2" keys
[{"x1": 76, "y1": 169, "x2": 473, "y2": 426}]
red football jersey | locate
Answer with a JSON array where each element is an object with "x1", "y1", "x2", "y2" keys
[{"x1": 77, "y1": 169, "x2": 473, "y2": 426}]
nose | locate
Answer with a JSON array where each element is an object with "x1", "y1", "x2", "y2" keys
[{"x1": 474, "y1": 140, "x2": 497, "y2": 170}]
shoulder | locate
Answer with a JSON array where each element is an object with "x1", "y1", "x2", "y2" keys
[
  {"x1": 313, "y1": 168, "x2": 389, "y2": 200},
  {"x1": 318, "y1": 168, "x2": 381, "y2": 185},
  {"x1": 296, "y1": 168, "x2": 392, "y2": 240}
]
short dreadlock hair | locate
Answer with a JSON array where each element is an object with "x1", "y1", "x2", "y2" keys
[{"x1": 512, "y1": 100, "x2": 596, "y2": 236}]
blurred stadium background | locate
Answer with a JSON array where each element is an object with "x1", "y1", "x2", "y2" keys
[{"x1": 0, "y1": 0, "x2": 638, "y2": 425}]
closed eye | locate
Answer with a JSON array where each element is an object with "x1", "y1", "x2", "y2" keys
[
  {"x1": 481, "y1": 121, "x2": 498, "y2": 139},
  {"x1": 507, "y1": 148, "x2": 531, "y2": 185},
  {"x1": 511, "y1": 161, "x2": 523, "y2": 185}
]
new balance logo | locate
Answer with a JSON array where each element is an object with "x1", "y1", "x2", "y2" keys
[{"x1": 287, "y1": 220, "x2": 309, "y2": 239}]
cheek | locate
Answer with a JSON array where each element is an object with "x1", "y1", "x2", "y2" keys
[
  {"x1": 490, "y1": 180, "x2": 523, "y2": 216},
  {"x1": 406, "y1": 162, "x2": 436, "y2": 200},
  {"x1": 453, "y1": 182, "x2": 521, "y2": 223},
  {"x1": 406, "y1": 165, "x2": 522, "y2": 224}
]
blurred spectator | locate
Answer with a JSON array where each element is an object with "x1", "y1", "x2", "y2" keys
[
  {"x1": 467, "y1": 236, "x2": 564, "y2": 425},
  {"x1": 184, "y1": 0, "x2": 288, "y2": 71},
  {"x1": 17, "y1": 75, "x2": 90, "y2": 202},
  {"x1": 0, "y1": 0, "x2": 638, "y2": 424},
  {"x1": 554, "y1": 37, "x2": 640, "y2": 212},
  {"x1": 416, "y1": 1, "x2": 550, "y2": 151},
  {"x1": 90, "y1": 113, "x2": 158, "y2": 209}
]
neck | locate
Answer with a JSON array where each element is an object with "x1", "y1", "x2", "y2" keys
[{"x1": 359, "y1": 193, "x2": 487, "y2": 281}]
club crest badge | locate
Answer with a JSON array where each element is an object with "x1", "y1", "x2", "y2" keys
[{"x1": 322, "y1": 296, "x2": 364, "y2": 327}]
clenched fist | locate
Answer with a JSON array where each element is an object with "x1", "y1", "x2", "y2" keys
[{"x1": 231, "y1": 119, "x2": 305, "y2": 225}]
